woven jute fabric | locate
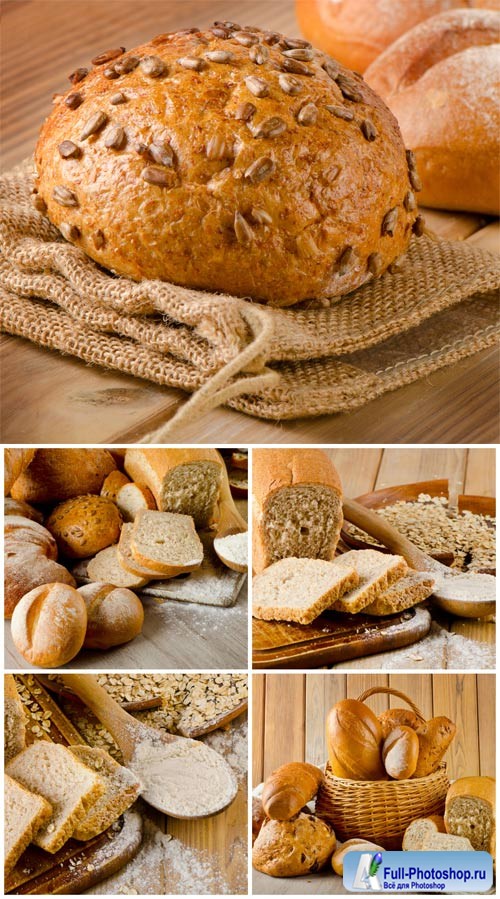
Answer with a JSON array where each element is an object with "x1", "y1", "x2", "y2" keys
[{"x1": 1, "y1": 161, "x2": 499, "y2": 439}]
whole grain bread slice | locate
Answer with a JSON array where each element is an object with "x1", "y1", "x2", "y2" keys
[
  {"x1": 4, "y1": 774, "x2": 53, "y2": 874},
  {"x1": 363, "y1": 573, "x2": 435, "y2": 616},
  {"x1": 402, "y1": 815, "x2": 445, "y2": 851},
  {"x1": 69, "y1": 746, "x2": 142, "y2": 840},
  {"x1": 252, "y1": 557, "x2": 359, "y2": 624},
  {"x1": 87, "y1": 544, "x2": 149, "y2": 588},
  {"x1": 117, "y1": 523, "x2": 174, "y2": 578},
  {"x1": 331, "y1": 549, "x2": 408, "y2": 614},
  {"x1": 130, "y1": 510, "x2": 203, "y2": 575},
  {"x1": 6, "y1": 742, "x2": 106, "y2": 853}
]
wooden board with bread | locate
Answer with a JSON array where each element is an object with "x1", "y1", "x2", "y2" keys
[
  {"x1": 251, "y1": 448, "x2": 496, "y2": 669},
  {"x1": 3, "y1": 447, "x2": 248, "y2": 670},
  {"x1": 4, "y1": 673, "x2": 249, "y2": 894}
]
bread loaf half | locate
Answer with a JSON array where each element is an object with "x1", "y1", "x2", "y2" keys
[
  {"x1": 365, "y1": 8, "x2": 500, "y2": 213},
  {"x1": 262, "y1": 762, "x2": 323, "y2": 820},
  {"x1": 382, "y1": 725, "x2": 419, "y2": 780},
  {"x1": 445, "y1": 776, "x2": 495, "y2": 855},
  {"x1": 34, "y1": 25, "x2": 420, "y2": 306},
  {"x1": 252, "y1": 449, "x2": 343, "y2": 574},
  {"x1": 326, "y1": 699, "x2": 385, "y2": 781},
  {"x1": 11, "y1": 449, "x2": 116, "y2": 502}
]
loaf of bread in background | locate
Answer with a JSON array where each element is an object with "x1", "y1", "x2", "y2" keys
[
  {"x1": 4, "y1": 449, "x2": 36, "y2": 496},
  {"x1": 252, "y1": 811, "x2": 336, "y2": 876},
  {"x1": 252, "y1": 449, "x2": 343, "y2": 574},
  {"x1": 378, "y1": 707, "x2": 422, "y2": 739},
  {"x1": 296, "y1": 0, "x2": 499, "y2": 72},
  {"x1": 413, "y1": 716, "x2": 457, "y2": 777},
  {"x1": 445, "y1": 776, "x2": 495, "y2": 855},
  {"x1": 11, "y1": 583, "x2": 87, "y2": 667},
  {"x1": 4, "y1": 497, "x2": 43, "y2": 522},
  {"x1": 365, "y1": 9, "x2": 500, "y2": 213},
  {"x1": 11, "y1": 449, "x2": 116, "y2": 502},
  {"x1": 262, "y1": 762, "x2": 323, "y2": 820},
  {"x1": 124, "y1": 449, "x2": 222, "y2": 528},
  {"x1": 326, "y1": 698, "x2": 385, "y2": 781}
]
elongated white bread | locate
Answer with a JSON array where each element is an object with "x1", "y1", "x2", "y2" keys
[
  {"x1": 363, "y1": 573, "x2": 434, "y2": 615},
  {"x1": 11, "y1": 449, "x2": 116, "y2": 502},
  {"x1": 69, "y1": 746, "x2": 142, "y2": 840},
  {"x1": 252, "y1": 449, "x2": 343, "y2": 574},
  {"x1": 4, "y1": 775, "x2": 53, "y2": 874},
  {"x1": 403, "y1": 816, "x2": 446, "y2": 851},
  {"x1": 130, "y1": 510, "x2": 204, "y2": 575},
  {"x1": 445, "y1": 776, "x2": 495, "y2": 855},
  {"x1": 4, "y1": 675, "x2": 26, "y2": 762},
  {"x1": 124, "y1": 448, "x2": 223, "y2": 527},
  {"x1": 6, "y1": 742, "x2": 106, "y2": 853},
  {"x1": 252, "y1": 557, "x2": 359, "y2": 624},
  {"x1": 87, "y1": 545, "x2": 149, "y2": 588},
  {"x1": 331, "y1": 550, "x2": 408, "y2": 613}
]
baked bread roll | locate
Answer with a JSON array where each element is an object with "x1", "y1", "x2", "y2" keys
[
  {"x1": 11, "y1": 449, "x2": 116, "y2": 502},
  {"x1": 34, "y1": 24, "x2": 419, "y2": 307},
  {"x1": 365, "y1": 9, "x2": 500, "y2": 213},
  {"x1": 45, "y1": 495, "x2": 122, "y2": 558},
  {"x1": 262, "y1": 762, "x2": 323, "y2": 820},
  {"x1": 296, "y1": 0, "x2": 499, "y2": 72},
  {"x1": 332, "y1": 838, "x2": 386, "y2": 876},
  {"x1": 378, "y1": 707, "x2": 422, "y2": 739},
  {"x1": 252, "y1": 797, "x2": 266, "y2": 844},
  {"x1": 78, "y1": 582, "x2": 144, "y2": 648},
  {"x1": 11, "y1": 583, "x2": 87, "y2": 667},
  {"x1": 326, "y1": 699, "x2": 385, "y2": 780},
  {"x1": 252, "y1": 811, "x2": 336, "y2": 876},
  {"x1": 413, "y1": 716, "x2": 456, "y2": 777},
  {"x1": 382, "y1": 725, "x2": 419, "y2": 780},
  {"x1": 4, "y1": 449, "x2": 36, "y2": 496},
  {"x1": 445, "y1": 776, "x2": 495, "y2": 855},
  {"x1": 252, "y1": 448, "x2": 343, "y2": 574},
  {"x1": 4, "y1": 517, "x2": 76, "y2": 618},
  {"x1": 4, "y1": 497, "x2": 43, "y2": 522}
]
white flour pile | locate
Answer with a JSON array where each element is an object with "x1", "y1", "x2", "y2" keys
[
  {"x1": 213, "y1": 532, "x2": 248, "y2": 568},
  {"x1": 204, "y1": 719, "x2": 248, "y2": 783},
  {"x1": 431, "y1": 569, "x2": 496, "y2": 603},
  {"x1": 130, "y1": 736, "x2": 237, "y2": 817}
]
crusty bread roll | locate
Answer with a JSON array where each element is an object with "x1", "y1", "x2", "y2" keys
[
  {"x1": 252, "y1": 797, "x2": 266, "y2": 844},
  {"x1": 45, "y1": 495, "x2": 122, "y2": 558},
  {"x1": 4, "y1": 517, "x2": 76, "y2": 618},
  {"x1": 34, "y1": 24, "x2": 420, "y2": 307},
  {"x1": 332, "y1": 838, "x2": 386, "y2": 876},
  {"x1": 326, "y1": 699, "x2": 385, "y2": 781},
  {"x1": 262, "y1": 762, "x2": 323, "y2": 820},
  {"x1": 100, "y1": 470, "x2": 130, "y2": 501},
  {"x1": 11, "y1": 583, "x2": 87, "y2": 667},
  {"x1": 296, "y1": 0, "x2": 499, "y2": 72},
  {"x1": 413, "y1": 716, "x2": 457, "y2": 777},
  {"x1": 252, "y1": 448, "x2": 343, "y2": 574},
  {"x1": 4, "y1": 497, "x2": 43, "y2": 522},
  {"x1": 11, "y1": 449, "x2": 116, "y2": 502},
  {"x1": 4, "y1": 449, "x2": 36, "y2": 496},
  {"x1": 365, "y1": 9, "x2": 500, "y2": 213},
  {"x1": 445, "y1": 776, "x2": 495, "y2": 855},
  {"x1": 252, "y1": 811, "x2": 336, "y2": 876},
  {"x1": 382, "y1": 725, "x2": 419, "y2": 780},
  {"x1": 378, "y1": 707, "x2": 422, "y2": 739},
  {"x1": 78, "y1": 582, "x2": 144, "y2": 649}
]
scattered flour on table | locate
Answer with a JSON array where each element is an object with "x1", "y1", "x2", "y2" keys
[{"x1": 204, "y1": 719, "x2": 248, "y2": 782}]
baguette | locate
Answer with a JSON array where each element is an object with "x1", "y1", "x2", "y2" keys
[
  {"x1": 262, "y1": 763, "x2": 323, "y2": 820},
  {"x1": 252, "y1": 449, "x2": 343, "y2": 574}
]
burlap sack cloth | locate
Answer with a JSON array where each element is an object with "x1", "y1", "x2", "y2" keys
[{"x1": 1, "y1": 162, "x2": 499, "y2": 440}]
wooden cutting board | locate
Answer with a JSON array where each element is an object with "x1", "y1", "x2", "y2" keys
[
  {"x1": 6, "y1": 676, "x2": 143, "y2": 894},
  {"x1": 252, "y1": 607, "x2": 431, "y2": 669}
]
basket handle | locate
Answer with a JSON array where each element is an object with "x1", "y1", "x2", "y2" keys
[{"x1": 357, "y1": 686, "x2": 425, "y2": 722}]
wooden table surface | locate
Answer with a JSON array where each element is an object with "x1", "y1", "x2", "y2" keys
[
  {"x1": 252, "y1": 448, "x2": 496, "y2": 668},
  {"x1": 252, "y1": 671, "x2": 495, "y2": 895},
  {"x1": 1, "y1": 0, "x2": 498, "y2": 445}
]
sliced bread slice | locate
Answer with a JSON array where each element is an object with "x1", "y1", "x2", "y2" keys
[
  {"x1": 68, "y1": 746, "x2": 142, "y2": 840},
  {"x1": 87, "y1": 544, "x2": 149, "y2": 588},
  {"x1": 4, "y1": 774, "x2": 53, "y2": 874},
  {"x1": 4, "y1": 675, "x2": 26, "y2": 762},
  {"x1": 363, "y1": 573, "x2": 435, "y2": 616},
  {"x1": 6, "y1": 742, "x2": 106, "y2": 853},
  {"x1": 252, "y1": 557, "x2": 359, "y2": 624},
  {"x1": 331, "y1": 550, "x2": 408, "y2": 614},
  {"x1": 130, "y1": 510, "x2": 203, "y2": 576},
  {"x1": 117, "y1": 523, "x2": 174, "y2": 579},
  {"x1": 116, "y1": 482, "x2": 156, "y2": 523},
  {"x1": 402, "y1": 815, "x2": 445, "y2": 851},
  {"x1": 421, "y1": 832, "x2": 474, "y2": 851}
]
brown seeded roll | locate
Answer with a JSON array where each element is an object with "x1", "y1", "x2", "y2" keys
[
  {"x1": 77, "y1": 582, "x2": 144, "y2": 649},
  {"x1": 252, "y1": 811, "x2": 336, "y2": 876},
  {"x1": 11, "y1": 583, "x2": 87, "y2": 667},
  {"x1": 46, "y1": 495, "x2": 122, "y2": 559},
  {"x1": 34, "y1": 24, "x2": 419, "y2": 307}
]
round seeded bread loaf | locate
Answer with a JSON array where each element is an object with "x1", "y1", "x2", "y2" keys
[
  {"x1": 34, "y1": 22, "x2": 420, "y2": 307},
  {"x1": 252, "y1": 811, "x2": 336, "y2": 876}
]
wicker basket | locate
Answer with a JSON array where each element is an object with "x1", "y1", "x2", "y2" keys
[{"x1": 315, "y1": 687, "x2": 451, "y2": 850}]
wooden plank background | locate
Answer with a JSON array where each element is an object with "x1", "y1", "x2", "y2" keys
[
  {"x1": 252, "y1": 673, "x2": 496, "y2": 786},
  {"x1": 1, "y1": 0, "x2": 498, "y2": 444}
]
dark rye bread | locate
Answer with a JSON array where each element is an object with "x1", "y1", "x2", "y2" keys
[{"x1": 252, "y1": 449, "x2": 343, "y2": 574}]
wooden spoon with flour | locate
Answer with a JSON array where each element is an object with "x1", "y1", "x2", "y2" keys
[
  {"x1": 343, "y1": 498, "x2": 496, "y2": 619},
  {"x1": 213, "y1": 454, "x2": 248, "y2": 573},
  {"x1": 60, "y1": 674, "x2": 238, "y2": 819}
]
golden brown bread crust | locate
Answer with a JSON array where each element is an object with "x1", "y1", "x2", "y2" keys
[
  {"x1": 262, "y1": 762, "x2": 324, "y2": 820},
  {"x1": 326, "y1": 698, "x2": 385, "y2": 780},
  {"x1": 45, "y1": 495, "x2": 122, "y2": 559},
  {"x1": 11, "y1": 449, "x2": 116, "y2": 503},
  {"x1": 11, "y1": 583, "x2": 87, "y2": 667},
  {"x1": 365, "y1": 9, "x2": 500, "y2": 213},
  {"x1": 78, "y1": 583, "x2": 144, "y2": 649},
  {"x1": 34, "y1": 24, "x2": 419, "y2": 306},
  {"x1": 252, "y1": 811, "x2": 336, "y2": 876},
  {"x1": 4, "y1": 449, "x2": 36, "y2": 496}
]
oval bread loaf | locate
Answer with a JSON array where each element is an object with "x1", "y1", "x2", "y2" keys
[
  {"x1": 78, "y1": 582, "x2": 144, "y2": 649},
  {"x1": 382, "y1": 725, "x2": 419, "y2": 780},
  {"x1": 11, "y1": 583, "x2": 87, "y2": 666},
  {"x1": 46, "y1": 495, "x2": 122, "y2": 558},
  {"x1": 34, "y1": 24, "x2": 420, "y2": 306},
  {"x1": 326, "y1": 699, "x2": 385, "y2": 780},
  {"x1": 413, "y1": 716, "x2": 457, "y2": 777}
]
